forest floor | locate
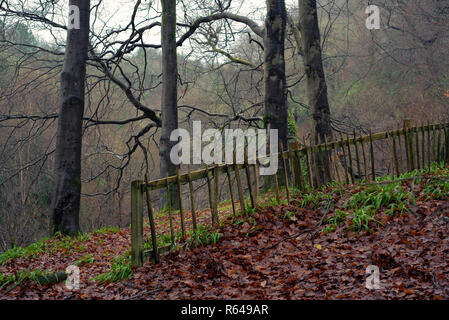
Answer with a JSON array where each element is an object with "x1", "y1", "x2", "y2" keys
[{"x1": 1, "y1": 164, "x2": 449, "y2": 300}]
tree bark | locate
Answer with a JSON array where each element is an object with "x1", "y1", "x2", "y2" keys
[
  {"x1": 159, "y1": 0, "x2": 179, "y2": 208},
  {"x1": 51, "y1": 0, "x2": 90, "y2": 236},
  {"x1": 298, "y1": 0, "x2": 332, "y2": 183},
  {"x1": 298, "y1": 0, "x2": 332, "y2": 141},
  {"x1": 264, "y1": 0, "x2": 288, "y2": 148}
]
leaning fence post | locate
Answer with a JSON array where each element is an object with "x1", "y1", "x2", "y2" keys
[
  {"x1": 165, "y1": 174, "x2": 175, "y2": 244},
  {"x1": 280, "y1": 140, "x2": 291, "y2": 203},
  {"x1": 131, "y1": 180, "x2": 144, "y2": 267},
  {"x1": 205, "y1": 164, "x2": 216, "y2": 220},
  {"x1": 437, "y1": 124, "x2": 441, "y2": 163},
  {"x1": 333, "y1": 137, "x2": 342, "y2": 183},
  {"x1": 295, "y1": 140, "x2": 306, "y2": 191},
  {"x1": 346, "y1": 134, "x2": 355, "y2": 183},
  {"x1": 225, "y1": 164, "x2": 237, "y2": 218},
  {"x1": 420, "y1": 123, "x2": 425, "y2": 169},
  {"x1": 311, "y1": 140, "x2": 321, "y2": 189},
  {"x1": 144, "y1": 175, "x2": 159, "y2": 264},
  {"x1": 403, "y1": 119, "x2": 412, "y2": 171},
  {"x1": 445, "y1": 124, "x2": 449, "y2": 164},
  {"x1": 187, "y1": 166, "x2": 198, "y2": 232},
  {"x1": 304, "y1": 138, "x2": 314, "y2": 189},
  {"x1": 212, "y1": 165, "x2": 220, "y2": 226},
  {"x1": 233, "y1": 153, "x2": 246, "y2": 216},
  {"x1": 339, "y1": 133, "x2": 350, "y2": 184},
  {"x1": 392, "y1": 130, "x2": 400, "y2": 177},
  {"x1": 361, "y1": 133, "x2": 369, "y2": 181},
  {"x1": 415, "y1": 126, "x2": 420, "y2": 170},
  {"x1": 176, "y1": 168, "x2": 186, "y2": 240},
  {"x1": 323, "y1": 136, "x2": 334, "y2": 183},
  {"x1": 432, "y1": 124, "x2": 437, "y2": 164},
  {"x1": 244, "y1": 147, "x2": 256, "y2": 209},
  {"x1": 369, "y1": 131, "x2": 375, "y2": 181},
  {"x1": 353, "y1": 130, "x2": 361, "y2": 181}
]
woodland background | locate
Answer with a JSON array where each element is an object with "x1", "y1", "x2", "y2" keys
[{"x1": 0, "y1": 0, "x2": 448, "y2": 251}]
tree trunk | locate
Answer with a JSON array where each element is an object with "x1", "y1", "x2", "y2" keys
[
  {"x1": 159, "y1": 0, "x2": 179, "y2": 208},
  {"x1": 51, "y1": 0, "x2": 90, "y2": 236},
  {"x1": 264, "y1": 0, "x2": 288, "y2": 149},
  {"x1": 298, "y1": 0, "x2": 332, "y2": 183}
]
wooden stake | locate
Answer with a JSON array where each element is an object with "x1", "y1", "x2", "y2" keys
[
  {"x1": 369, "y1": 131, "x2": 375, "y2": 181},
  {"x1": 311, "y1": 142, "x2": 321, "y2": 189},
  {"x1": 131, "y1": 180, "x2": 144, "y2": 267},
  {"x1": 339, "y1": 133, "x2": 349, "y2": 184},
  {"x1": 353, "y1": 130, "x2": 361, "y2": 181},
  {"x1": 187, "y1": 166, "x2": 197, "y2": 232},
  {"x1": 361, "y1": 133, "x2": 368, "y2": 181},
  {"x1": 144, "y1": 175, "x2": 159, "y2": 264},
  {"x1": 212, "y1": 165, "x2": 220, "y2": 226},
  {"x1": 421, "y1": 123, "x2": 425, "y2": 169},
  {"x1": 427, "y1": 121, "x2": 431, "y2": 167},
  {"x1": 437, "y1": 124, "x2": 442, "y2": 163},
  {"x1": 233, "y1": 153, "x2": 246, "y2": 216},
  {"x1": 205, "y1": 164, "x2": 215, "y2": 221},
  {"x1": 392, "y1": 130, "x2": 400, "y2": 177},
  {"x1": 225, "y1": 164, "x2": 237, "y2": 218},
  {"x1": 176, "y1": 168, "x2": 186, "y2": 240},
  {"x1": 165, "y1": 174, "x2": 175, "y2": 244},
  {"x1": 280, "y1": 140, "x2": 291, "y2": 203},
  {"x1": 324, "y1": 136, "x2": 334, "y2": 183},
  {"x1": 415, "y1": 126, "x2": 420, "y2": 170},
  {"x1": 346, "y1": 134, "x2": 355, "y2": 183},
  {"x1": 304, "y1": 138, "x2": 314, "y2": 189},
  {"x1": 244, "y1": 146, "x2": 255, "y2": 209}
]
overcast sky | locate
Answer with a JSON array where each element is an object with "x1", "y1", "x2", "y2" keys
[{"x1": 33, "y1": 0, "x2": 296, "y2": 47}]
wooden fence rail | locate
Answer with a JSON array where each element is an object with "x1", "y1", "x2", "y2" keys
[{"x1": 130, "y1": 120, "x2": 449, "y2": 266}]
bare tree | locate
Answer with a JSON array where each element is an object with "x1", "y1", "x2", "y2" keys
[
  {"x1": 51, "y1": 0, "x2": 91, "y2": 235},
  {"x1": 264, "y1": 0, "x2": 288, "y2": 148}
]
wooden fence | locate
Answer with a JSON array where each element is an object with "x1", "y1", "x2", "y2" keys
[{"x1": 130, "y1": 120, "x2": 449, "y2": 266}]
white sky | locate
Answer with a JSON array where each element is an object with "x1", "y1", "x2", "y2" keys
[{"x1": 34, "y1": 0, "x2": 297, "y2": 47}]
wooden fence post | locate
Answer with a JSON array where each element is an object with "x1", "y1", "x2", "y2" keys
[
  {"x1": 233, "y1": 153, "x2": 246, "y2": 216},
  {"x1": 144, "y1": 175, "x2": 159, "y2": 264},
  {"x1": 392, "y1": 130, "x2": 400, "y2": 177},
  {"x1": 244, "y1": 147, "x2": 256, "y2": 209},
  {"x1": 187, "y1": 166, "x2": 198, "y2": 232},
  {"x1": 427, "y1": 122, "x2": 431, "y2": 167},
  {"x1": 339, "y1": 133, "x2": 349, "y2": 184},
  {"x1": 131, "y1": 180, "x2": 144, "y2": 267},
  {"x1": 280, "y1": 141, "x2": 291, "y2": 203},
  {"x1": 324, "y1": 136, "x2": 334, "y2": 183},
  {"x1": 346, "y1": 134, "x2": 355, "y2": 183},
  {"x1": 360, "y1": 134, "x2": 368, "y2": 181},
  {"x1": 415, "y1": 126, "x2": 420, "y2": 170},
  {"x1": 295, "y1": 140, "x2": 306, "y2": 191},
  {"x1": 165, "y1": 174, "x2": 175, "y2": 244},
  {"x1": 304, "y1": 138, "x2": 314, "y2": 189},
  {"x1": 290, "y1": 141, "x2": 302, "y2": 190},
  {"x1": 353, "y1": 130, "x2": 361, "y2": 180},
  {"x1": 205, "y1": 164, "x2": 216, "y2": 220},
  {"x1": 176, "y1": 168, "x2": 186, "y2": 239},
  {"x1": 213, "y1": 165, "x2": 220, "y2": 226},
  {"x1": 432, "y1": 124, "x2": 437, "y2": 162},
  {"x1": 369, "y1": 131, "x2": 375, "y2": 181},
  {"x1": 403, "y1": 119, "x2": 412, "y2": 171},
  {"x1": 225, "y1": 164, "x2": 237, "y2": 218}
]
